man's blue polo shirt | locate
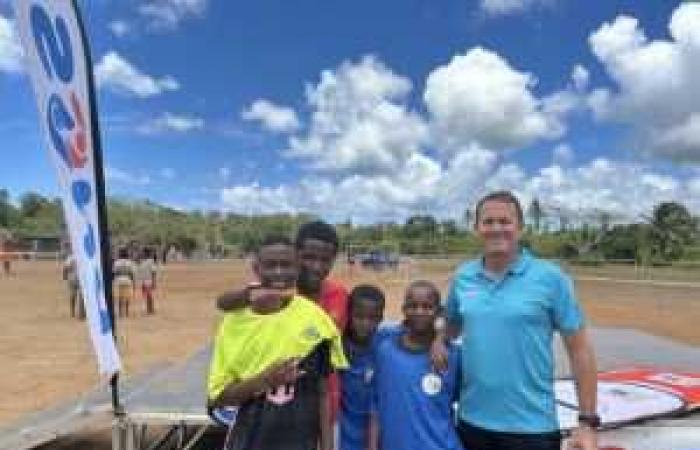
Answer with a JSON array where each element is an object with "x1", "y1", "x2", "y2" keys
[{"x1": 446, "y1": 250, "x2": 584, "y2": 433}]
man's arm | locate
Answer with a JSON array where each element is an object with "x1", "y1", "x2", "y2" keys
[{"x1": 563, "y1": 328, "x2": 598, "y2": 450}]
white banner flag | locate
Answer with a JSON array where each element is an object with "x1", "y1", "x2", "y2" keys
[{"x1": 15, "y1": 0, "x2": 121, "y2": 377}]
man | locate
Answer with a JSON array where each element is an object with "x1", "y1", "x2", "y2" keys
[
  {"x1": 442, "y1": 191, "x2": 598, "y2": 450},
  {"x1": 217, "y1": 221, "x2": 349, "y2": 420}
]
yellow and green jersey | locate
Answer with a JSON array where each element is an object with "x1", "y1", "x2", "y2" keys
[{"x1": 208, "y1": 294, "x2": 348, "y2": 401}]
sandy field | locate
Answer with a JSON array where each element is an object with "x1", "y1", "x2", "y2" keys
[{"x1": 1, "y1": 258, "x2": 698, "y2": 448}]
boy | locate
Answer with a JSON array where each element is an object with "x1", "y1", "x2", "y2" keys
[
  {"x1": 370, "y1": 281, "x2": 463, "y2": 450},
  {"x1": 216, "y1": 221, "x2": 349, "y2": 421},
  {"x1": 340, "y1": 284, "x2": 389, "y2": 450},
  {"x1": 208, "y1": 235, "x2": 348, "y2": 450}
]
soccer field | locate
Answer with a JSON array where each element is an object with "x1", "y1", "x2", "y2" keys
[{"x1": 1, "y1": 258, "x2": 698, "y2": 428}]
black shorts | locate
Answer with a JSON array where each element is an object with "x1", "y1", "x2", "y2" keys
[{"x1": 457, "y1": 420, "x2": 562, "y2": 450}]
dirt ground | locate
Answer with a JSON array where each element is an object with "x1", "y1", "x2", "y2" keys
[{"x1": 1, "y1": 258, "x2": 699, "y2": 448}]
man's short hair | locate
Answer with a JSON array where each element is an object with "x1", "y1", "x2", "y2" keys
[
  {"x1": 474, "y1": 190, "x2": 524, "y2": 226},
  {"x1": 295, "y1": 220, "x2": 339, "y2": 253}
]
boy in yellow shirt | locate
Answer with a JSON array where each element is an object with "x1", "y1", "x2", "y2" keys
[{"x1": 208, "y1": 235, "x2": 347, "y2": 450}]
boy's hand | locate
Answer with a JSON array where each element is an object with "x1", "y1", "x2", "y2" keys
[
  {"x1": 429, "y1": 339, "x2": 449, "y2": 373},
  {"x1": 262, "y1": 358, "x2": 304, "y2": 388},
  {"x1": 248, "y1": 285, "x2": 295, "y2": 304}
]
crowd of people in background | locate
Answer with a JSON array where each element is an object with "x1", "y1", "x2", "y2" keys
[{"x1": 62, "y1": 245, "x2": 159, "y2": 320}]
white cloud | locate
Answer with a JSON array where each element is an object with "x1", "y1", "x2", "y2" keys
[
  {"x1": 95, "y1": 51, "x2": 179, "y2": 98},
  {"x1": 0, "y1": 15, "x2": 22, "y2": 73},
  {"x1": 109, "y1": 20, "x2": 131, "y2": 38},
  {"x1": 424, "y1": 48, "x2": 571, "y2": 154},
  {"x1": 587, "y1": 3, "x2": 700, "y2": 162},
  {"x1": 219, "y1": 153, "x2": 700, "y2": 223},
  {"x1": 241, "y1": 99, "x2": 300, "y2": 133},
  {"x1": 137, "y1": 112, "x2": 204, "y2": 134},
  {"x1": 139, "y1": 0, "x2": 208, "y2": 30},
  {"x1": 518, "y1": 159, "x2": 697, "y2": 222},
  {"x1": 480, "y1": 0, "x2": 553, "y2": 16},
  {"x1": 287, "y1": 55, "x2": 428, "y2": 174},
  {"x1": 106, "y1": 167, "x2": 151, "y2": 186}
]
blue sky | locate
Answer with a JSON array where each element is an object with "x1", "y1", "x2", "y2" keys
[{"x1": 1, "y1": 0, "x2": 699, "y2": 223}]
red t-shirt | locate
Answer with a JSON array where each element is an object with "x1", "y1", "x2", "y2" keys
[{"x1": 318, "y1": 278, "x2": 348, "y2": 422}]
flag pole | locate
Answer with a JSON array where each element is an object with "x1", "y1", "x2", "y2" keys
[{"x1": 70, "y1": 0, "x2": 122, "y2": 415}]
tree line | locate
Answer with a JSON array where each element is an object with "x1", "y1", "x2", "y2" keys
[{"x1": 1, "y1": 189, "x2": 698, "y2": 263}]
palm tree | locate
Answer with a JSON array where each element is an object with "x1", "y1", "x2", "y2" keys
[{"x1": 528, "y1": 199, "x2": 544, "y2": 234}]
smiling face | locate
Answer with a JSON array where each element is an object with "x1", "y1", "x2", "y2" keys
[
  {"x1": 254, "y1": 243, "x2": 299, "y2": 290},
  {"x1": 475, "y1": 199, "x2": 523, "y2": 261},
  {"x1": 296, "y1": 238, "x2": 337, "y2": 295}
]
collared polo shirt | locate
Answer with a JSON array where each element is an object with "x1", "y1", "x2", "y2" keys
[{"x1": 446, "y1": 250, "x2": 584, "y2": 433}]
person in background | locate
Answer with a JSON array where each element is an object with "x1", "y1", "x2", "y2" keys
[
  {"x1": 138, "y1": 247, "x2": 158, "y2": 315},
  {"x1": 113, "y1": 247, "x2": 136, "y2": 318}
]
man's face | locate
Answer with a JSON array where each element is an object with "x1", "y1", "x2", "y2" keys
[
  {"x1": 254, "y1": 244, "x2": 299, "y2": 290},
  {"x1": 475, "y1": 199, "x2": 522, "y2": 258},
  {"x1": 297, "y1": 238, "x2": 337, "y2": 294}
]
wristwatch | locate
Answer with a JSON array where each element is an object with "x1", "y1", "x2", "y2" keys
[{"x1": 578, "y1": 413, "x2": 601, "y2": 429}]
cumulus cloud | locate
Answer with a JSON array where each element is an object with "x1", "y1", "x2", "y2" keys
[
  {"x1": 137, "y1": 112, "x2": 204, "y2": 134},
  {"x1": 241, "y1": 99, "x2": 300, "y2": 133},
  {"x1": 287, "y1": 55, "x2": 429, "y2": 174},
  {"x1": 0, "y1": 15, "x2": 22, "y2": 73},
  {"x1": 219, "y1": 153, "x2": 700, "y2": 223},
  {"x1": 587, "y1": 3, "x2": 700, "y2": 162},
  {"x1": 424, "y1": 48, "x2": 573, "y2": 154},
  {"x1": 138, "y1": 0, "x2": 208, "y2": 30},
  {"x1": 95, "y1": 51, "x2": 180, "y2": 98}
]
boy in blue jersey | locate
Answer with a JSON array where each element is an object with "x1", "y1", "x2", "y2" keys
[
  {"x1": 370, "y1": 280, "x2": 463, "y2": 450},
  {"x1": 340, "y1": 284, "x2": 390, "y2": 450}
]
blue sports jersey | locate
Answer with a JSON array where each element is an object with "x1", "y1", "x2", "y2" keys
[
  {"x1": 372, "y1": 333, "x2": 463, "y2": 450},
  {"x1": 339, "y1": 326, "x2": 400, "y2": 450}
]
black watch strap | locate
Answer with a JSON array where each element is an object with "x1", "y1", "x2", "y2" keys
[{"x1": 578, "y1": 413, "x2": 601, "y2": 428}]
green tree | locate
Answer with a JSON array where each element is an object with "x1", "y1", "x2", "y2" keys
[{"x1": 648, "y1": 202, "x2": 697, "y2": 260}]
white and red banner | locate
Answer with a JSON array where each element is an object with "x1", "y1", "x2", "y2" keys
[
  {"x1": 14, "y1": 0, "x2": 121, "y2": 377},
  {"x1": 558, "y1": 368, "x2": 700, "y2": 449}
]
